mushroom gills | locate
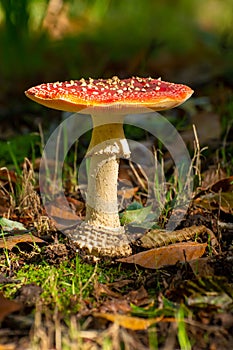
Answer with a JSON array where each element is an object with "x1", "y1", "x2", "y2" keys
[{"x1": 25, "y1": 76, "x2": 194, "y2": 257}]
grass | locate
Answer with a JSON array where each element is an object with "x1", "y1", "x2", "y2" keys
[
  {"x1": 0, "y1": 99, "x2": 232, "y2": 348},
  {"x1": 0, "y1": 147, "x2": 232, "y2": 349},
  {"x1": 0, "y1": 50, "x2": 232, "y2": 350},
  {"x1": 0, "y1": 133, "x2": 40, "y2": 169},
  {"x1": 16, "y1": 257, "x2": 96, "y2": 313},
  {"x1": 177, "y1": 305, "x2": 192, "y2": 350},
  {"x1": 1, "y1": 253, "x2": 134, "y2": 314}
]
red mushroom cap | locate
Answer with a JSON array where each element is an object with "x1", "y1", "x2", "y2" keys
[{"x1": 25, "y1": 76, "x2": 193, "y2": 112}]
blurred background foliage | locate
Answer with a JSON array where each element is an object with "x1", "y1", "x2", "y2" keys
[
  {"x1": 0, "y1": 0, "x2": 232, "y2": 83},
  {"x1": 0, "y1": 0, "x2": 232, "y2": 144}
]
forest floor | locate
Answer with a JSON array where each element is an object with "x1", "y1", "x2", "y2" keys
[{"x1": 0, "y1": 81, "x2": 233, "y2": 350}]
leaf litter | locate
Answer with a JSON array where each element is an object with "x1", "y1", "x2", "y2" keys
[
  {"x1": 118, "y1": 242, "x2": 208, "y2": 269},
  {"x1": 0, "y1": 122, "x2": 232, "y2": 349},
  {"x1": 0, "y1": 164, "x2": 233, "y2": 350}
]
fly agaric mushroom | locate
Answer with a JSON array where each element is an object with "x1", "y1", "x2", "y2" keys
[{"x1": 25, "y1": 76, "x2": 193, "y2": 257}]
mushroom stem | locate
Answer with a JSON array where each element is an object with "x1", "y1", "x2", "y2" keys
[
  {"x1": 25, "y1": 76, "x2": 194, "y2": 257},
  {"x1": 85, "y1": 154, "x2": 120, "y2": 228},
  {"x1": 85, "y1": 114, "x2": 130, "y2": 229}
]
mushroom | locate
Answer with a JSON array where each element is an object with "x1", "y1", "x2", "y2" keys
[{"x1": 25, "y1": 76, "x2": 193, "y2": 257}]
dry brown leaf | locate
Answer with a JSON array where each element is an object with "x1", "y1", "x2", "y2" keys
[
  {"x1": 98, "y1": 286, "x2": 150, "y2": 314},
  {"x1": 211, "y1": 176, "x2": 233, "y2": 193},
  {"x1": 139, "y1": 225, "x2": 216, "y2": 249},
  {"x1": 108, "y1": 279, "x2": 134, "y2": 289},
  {"x1": 47, "y1": 203, "x2": 80, "y2": 221},
  {"x1": 94, "y1": 281, "x2": 121, "y2": 299},
  {"x1": 118, "y1": 242, "x2": 207, "y2": 269},
  {"x1": 118, "y1": 186, "x2": 139, "y2": 199},
  {"x1": 0, "y1": 234, "x2": 45, "y2": 250},
  {"x1": 46, "y1": 196, "x2": 84, "y2": 229},
  {"x1": 195, "y1": 176, "x2": 233, "y2": 214},
  {"x1": 99, "y1": 298, "x2": 132, "y2": 314},
  {"x1": 195, "y1": 193, "x2": 233, "y2": 214},
  {"x1": 66, "y1": 197, "x2": 85, "y2": 213},
  {"x1": 94, "y1": 312, "x2": 164, "y2": 330},
  {"x1": 46, "y1": 197, "x2": 83, "y2": 229},
  {"x1": 0, "y1": 292, "x2": 22, "y2": 322},
  {"x1": 189, "y1": 257, "x2": 215, "y2": 277},
  {"x1": 124, "y1": 286, "x2": 149, "y2": 306}
]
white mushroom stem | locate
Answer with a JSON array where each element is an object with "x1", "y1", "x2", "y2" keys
[{"x1": 85, "y1": 113, "x2": 130, "y2": 229}]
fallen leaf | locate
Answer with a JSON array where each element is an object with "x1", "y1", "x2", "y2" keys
[
  {"x1": 118, "y1": 186, "x2": 139, "y2": 200},
  {"x1": 120, "y1": 202, "x2": 153, "y2": 227},
  {"x1": 211, "y1": 176, "x2": 233, "y2": 193},
  {"x1": 0, "y1": 292, "x2": 22, "y2": 322},
  {"x1": 94, "y1": 281, "x2": 121, "y2": 299},
  {"x1": 98, "y1": 286, "x2": 150, "y2": 314},
  {"x1": 139, "y1": 225, "x2": 216, "y2": 249},
  {"x1": 66, "y1": 196, "x2": 85, "y2": 214},
  {"x1": 107, "y1": 279, "x2": 134, "y2": 290},
  {"x1": 94, "y1": 312, "x2": 164, "y2": 330},
  {"x1": 99, "y1": 286, "x2": 150, "y2": 313},
  {"x1": 195, "y1": 192, "x2": 233, "y2": 214},
  {"x1": 187, "y1": 292, "x2": 232, "y2": 309},
  {"x1": 47, "y1": 198, "x2": 80, "y2": 219},
  {"x1": 195, "y1": 176, "x2": 233, "y2": 214},
  {"x1": 0, "y1": 217, "x2": 26, "y2": 232},
  {"x1": 0, "y1": 234, "x2": 45, "y2": 250},
  {"x1": 189, "y1": 257, "x2": 215, "y2": 277},
  {"x1": 99, "y1": 298, "x2": 132, "y2": 314},
  {"x1": 117, "y1": 181, "x2": 140, "y2": 211},
  {"x1": 124, "y1": 286, "x2": 149, "y2": 306},
  {"x1": 46, "y1": 196, "x2": 83, "y2": 228},
  {"x1": 118, "y1": 242, "x2": 207, "y2": 269}
]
